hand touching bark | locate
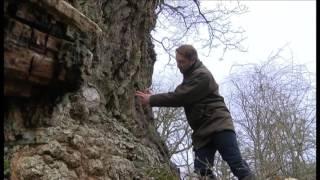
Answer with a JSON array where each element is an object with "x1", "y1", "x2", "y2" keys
[{"x1": 135, "y1": 88, "x2": 153, "y2": 106}]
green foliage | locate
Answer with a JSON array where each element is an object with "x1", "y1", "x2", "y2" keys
[
  {"x1": 146, "y1": 166, "x2": 179, "y2": 180},
  {"x1": 4, "y1": 159, "x2": 10, "y2": 176}
]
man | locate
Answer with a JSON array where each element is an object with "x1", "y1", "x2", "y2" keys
[{"x1": 136, "y1": 45, "x2": 255, "y2": 180}]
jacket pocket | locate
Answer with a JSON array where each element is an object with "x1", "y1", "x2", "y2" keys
[
  {"x1": 204, "y1": 105, "x2": 231, "y2": 120},
  {"x1": 185, "y1": 104, "x2": 206, "y2": 130}
]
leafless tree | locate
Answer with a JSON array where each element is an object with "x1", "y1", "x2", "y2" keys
[
  {"x1": 225, "y1": 47, "x2": 316, "y2": 179},
  {"x1": 152, "y1": 46, "x2": 315, "y2": 179},
  {"x1": 153, "y1": 0, "x2": 248, "y2": 63},
  {"x1": 151, "y1": 3, "x2": 249, "y2": 174},
  {"x1": 151, "y1": 79, "x2": 193, "y2": 164}
]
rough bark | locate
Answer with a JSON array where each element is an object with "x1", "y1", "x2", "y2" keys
[{"x1": 4, "y1": 0, "x2": 177, "y2": 179}]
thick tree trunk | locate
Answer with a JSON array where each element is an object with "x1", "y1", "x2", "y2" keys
[{"x1": 4, "y1": 0, "x2": 177, "y2": 179}]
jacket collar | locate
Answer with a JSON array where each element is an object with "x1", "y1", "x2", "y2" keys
[{"x1": 183, "y1": 60, "x2": 202, "y2": 77}]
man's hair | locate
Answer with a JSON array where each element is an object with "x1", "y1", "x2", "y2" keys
[{"x1": 176, "y1": 44, "x2": 198, "y2": 61}]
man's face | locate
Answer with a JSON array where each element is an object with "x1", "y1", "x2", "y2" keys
[{"x1": 176, "y1": 53, "x2": 195, "y2": 73}]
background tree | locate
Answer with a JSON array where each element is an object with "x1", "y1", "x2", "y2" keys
[
  {"x1": 225, "y1": 47, "x2": 316, "y2": 179},
  {"x1": 150, "y1": 1, "x2": 315, "y2": 179},
  {"x1": 152, "y1": 47, "x2": 316, "y2": 180},
  {"x1": 151, "y1": 77, "x2": 194, "y2": 178},
  {"x1": 150, "y1": 2, "x2": 249, "y2": 177}
]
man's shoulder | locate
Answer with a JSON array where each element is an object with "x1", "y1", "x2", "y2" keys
[{"x1": 192, "y1": 65, "x2": 212, "y2": 77}]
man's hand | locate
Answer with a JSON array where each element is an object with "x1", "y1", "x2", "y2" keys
[{"x1": 135, "y1": 88, "x2": 153, "y2": 106}]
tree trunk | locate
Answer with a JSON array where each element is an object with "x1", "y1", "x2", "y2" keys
[{"x1": 4, "y1": 0, "x2": 177, "y2": 179}]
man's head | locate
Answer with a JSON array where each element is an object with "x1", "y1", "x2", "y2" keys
[{"x1": 175, "y1": 45, "x2": 198, "y2": 73}]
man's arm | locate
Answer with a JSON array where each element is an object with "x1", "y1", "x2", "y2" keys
[{"x1": 149, "y1": 72, "x2": 211, "y2": 107}]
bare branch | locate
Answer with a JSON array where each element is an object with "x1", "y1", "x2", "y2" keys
[{"x1": 153, "y1": 0, "x2": 248, "y2": 64}]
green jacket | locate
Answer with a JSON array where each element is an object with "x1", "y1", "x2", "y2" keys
[{"x1": 150, "y1": 60, "x2": 235, "y2": 149}]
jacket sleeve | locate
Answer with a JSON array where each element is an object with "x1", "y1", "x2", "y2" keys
[{"x1": 149, "y1": 72, "x2": 211, "y2": 107}]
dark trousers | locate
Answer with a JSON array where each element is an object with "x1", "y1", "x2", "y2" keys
[{"x1": 194, "y1": 130, "x2": 252, "y2": 179}]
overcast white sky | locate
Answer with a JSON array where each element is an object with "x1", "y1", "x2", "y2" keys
[{"x1": 152, "y1": 1, "x2": 316, "y2": 89}]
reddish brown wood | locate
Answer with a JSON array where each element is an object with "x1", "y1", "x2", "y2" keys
[
  {"x1": 4, "y1": 45, "x2": 32, "y2": 80},
  {"x1": 7, "y1": 18, "x2": 32, "y2": 41},
  {"x1": 57, "y1": 68, "x2": 66, "y2": 81},
  {"x1": 46, "y1": 34, "x2": 63, "y2": 52},
  {"x1": 6, "y1": 18, "x2": 63, "y2": 53},
  {"x1": 4, "y1": 0, "x2": 91, "y2": 97},
  {"x1": 28, "y1": 53, "x2": 55, "y2": 85},
  {"x1": 29, "y1": 0, "x2": 102, "y2": 33},
  {"x1": 33, "y1": 28, "x2": 47, "y2": 48},
  {"x1": 4, "y1": 42, "x2": 66, "y2": 85},
  {"x1": 15, "y1": 2, "x2": 38, "y2": 23},
  {"x1": 5, "y1": 79, "x2": 32, "y2": 97}
]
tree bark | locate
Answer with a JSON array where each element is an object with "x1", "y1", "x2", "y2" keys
[{"x1": 4, "y1": 0, "x2": 177, "y2": 179}]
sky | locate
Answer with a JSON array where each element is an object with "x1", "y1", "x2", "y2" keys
[{"x1": 152, "y1": 1, "x2": 316, "y2": 90}]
